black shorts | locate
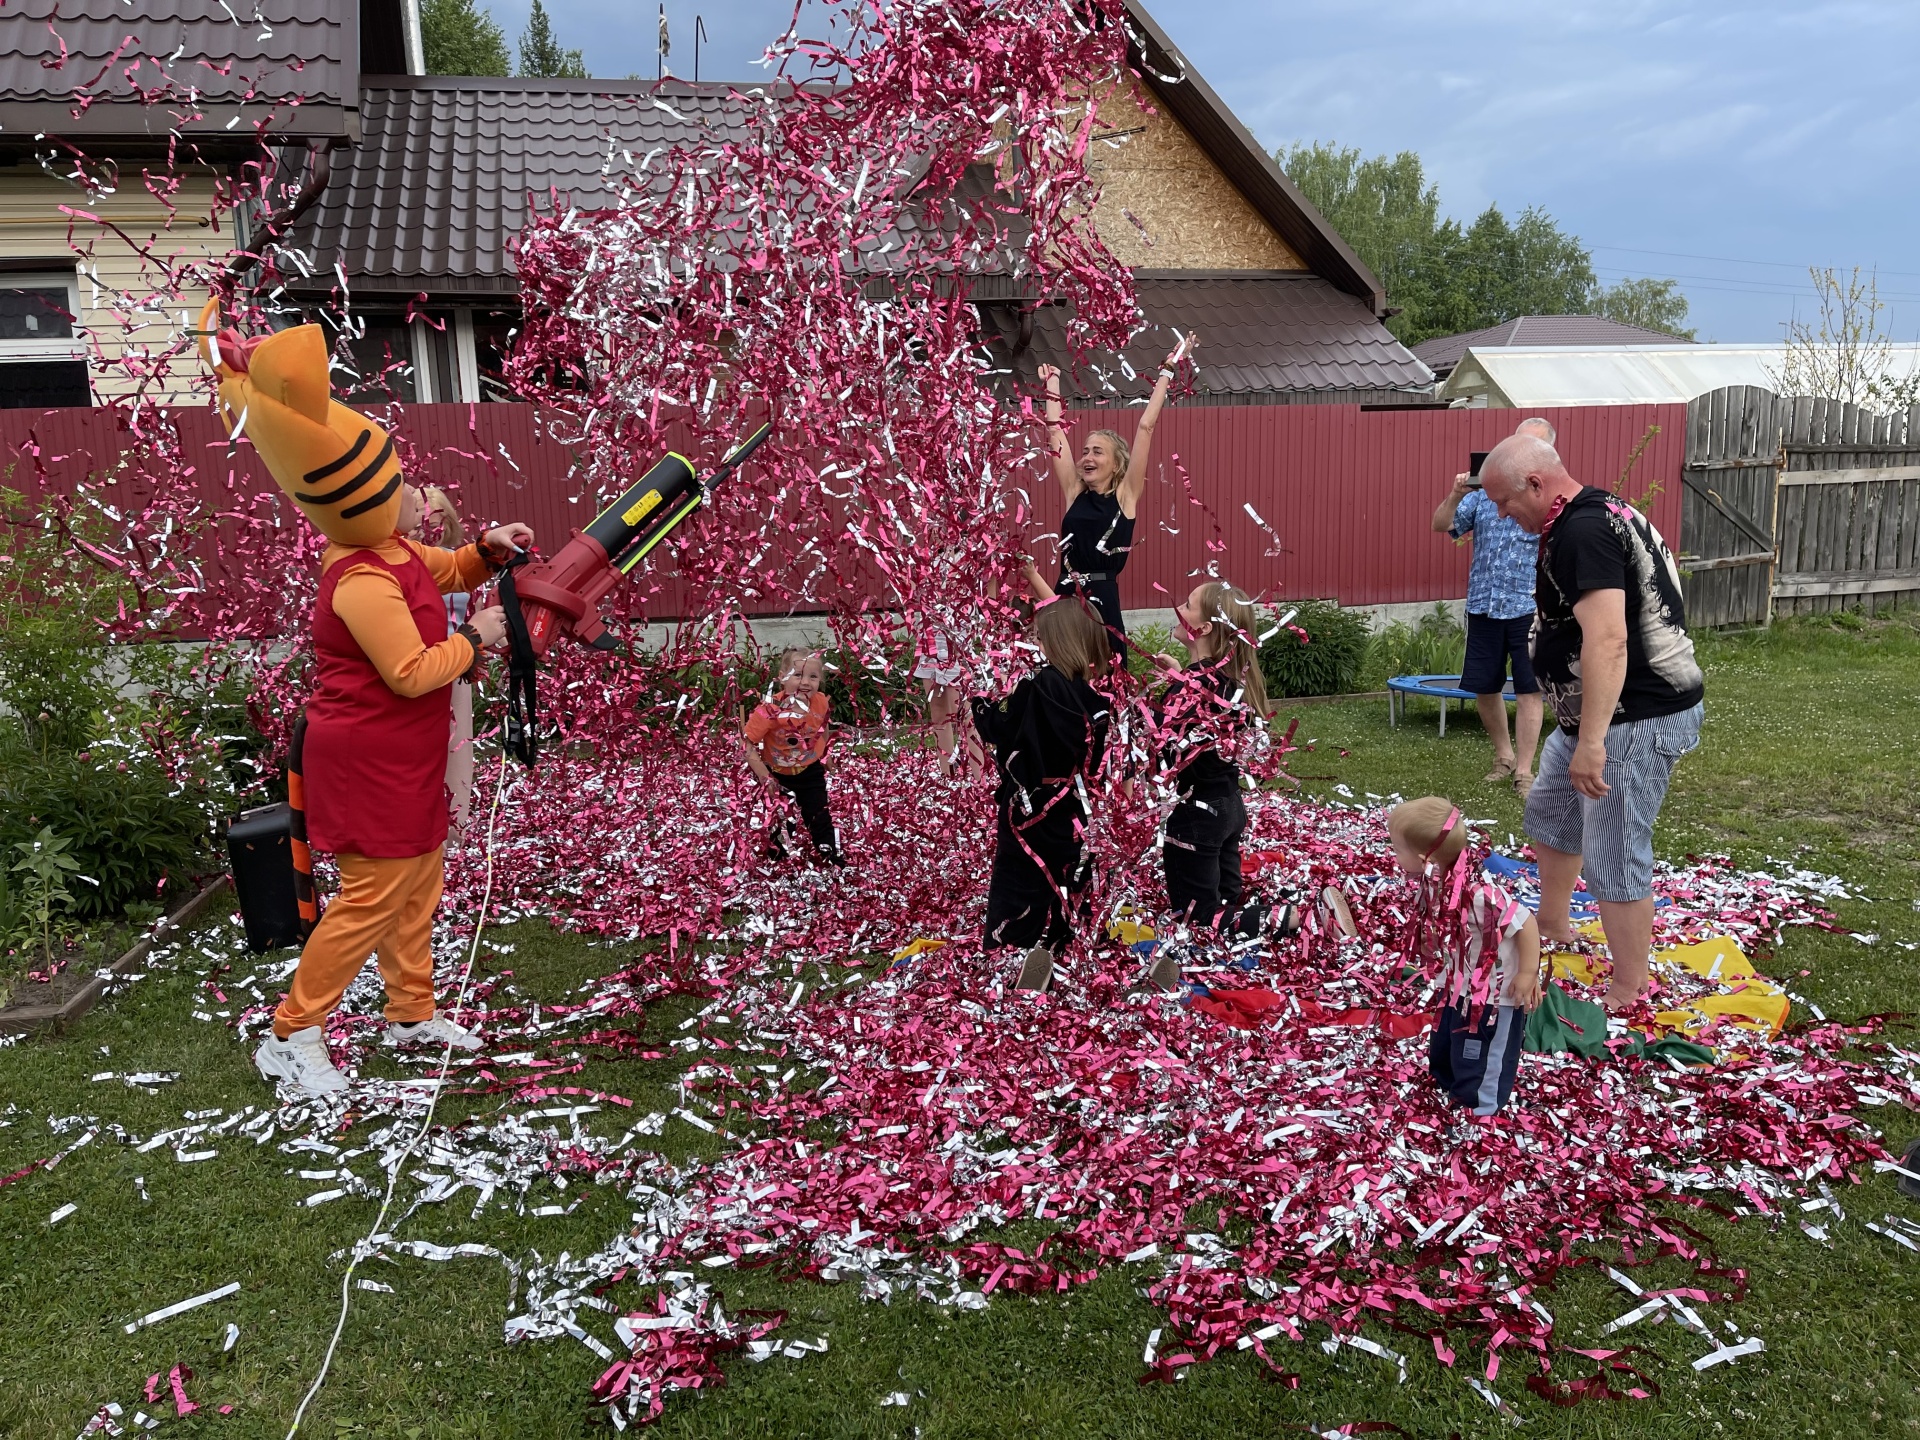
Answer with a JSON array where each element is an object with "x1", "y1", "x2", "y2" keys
[{"x1": 1461, "y1": 612, "x2": 1539, "y2": 696}]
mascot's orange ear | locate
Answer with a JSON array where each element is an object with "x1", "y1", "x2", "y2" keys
[
  {"x1": 194, "y1": 299, "x2": 408, "y2": 549},
  {"x1": 246, "y1": 325, "x2": 333, "y2": 424}
]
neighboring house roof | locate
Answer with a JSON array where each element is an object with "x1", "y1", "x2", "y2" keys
[
  {"x1": 995, "y1": 272, "x2": 1431, "y2": 401},
  {"x1": 1413, "y1": 314, "x2": 1689, "y2": 379},
  {"x1": 1437, "y1": 343, "x2": 1920, "y2": 408},
  {"x1": 0, "y1": 0, "x2": 361, "y2": 145},
  {"x1": 1117, "y1": 0, "x2": 1383, "y2": 313}
]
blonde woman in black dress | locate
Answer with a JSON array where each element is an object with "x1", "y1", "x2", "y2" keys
[{"x1": 1035, "y1": 336, "x2": 1196, "y2": 660}]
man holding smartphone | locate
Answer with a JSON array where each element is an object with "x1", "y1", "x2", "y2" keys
[{"x1": 1430, "y1": 416, "x2": 1555, "y2": 796}]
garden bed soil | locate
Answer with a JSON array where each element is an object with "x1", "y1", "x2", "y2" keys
[{"x1": 0, "y1": 874, "x2": 231, "y2": 1037}]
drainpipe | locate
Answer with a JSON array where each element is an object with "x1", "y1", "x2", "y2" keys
[{"x1": 226, "y1": 142, "x2": 333, "y2": 281}]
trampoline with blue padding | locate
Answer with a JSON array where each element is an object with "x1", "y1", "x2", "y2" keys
[{"x1": 1387, "y1": 674, "x2": 1516, "y2": 735}]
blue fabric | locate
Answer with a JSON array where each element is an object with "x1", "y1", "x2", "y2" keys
[{"x1": 1450, "y1": 489, "x2": 1538, "y2": 621}]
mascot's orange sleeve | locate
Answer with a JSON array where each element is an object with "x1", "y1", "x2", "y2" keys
[{"x1": 327, "y1": 538, "x2": 494, "y2": 698}]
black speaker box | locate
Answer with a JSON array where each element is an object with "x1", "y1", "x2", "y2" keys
[{"x1": 226, "y1": 803, "x2": 303, "y2": 952}]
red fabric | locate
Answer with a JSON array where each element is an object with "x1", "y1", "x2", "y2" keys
[
  {"x1": 1189, "y1": 987, "x2": 1437, "y2": 1039},
  {"x1": 303, "y1": 546, "x2": 452, "y2": 858}
]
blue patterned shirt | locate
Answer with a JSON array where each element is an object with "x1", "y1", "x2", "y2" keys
[{"x1": 1450, "y1": 489, "x2": 1538, "y2": 620}]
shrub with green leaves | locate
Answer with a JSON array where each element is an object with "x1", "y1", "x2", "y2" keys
[
  {"x1": 0, "y1": 729, "x2": 226, "y2": 922},
  {"x1": 1258, "y1": 599, "x2": 1371, "y2": 698},
  {"x1": 1359, "y1": 603, "x2": 1469, "y2": 689}
]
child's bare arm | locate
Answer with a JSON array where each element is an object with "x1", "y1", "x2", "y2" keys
[
  {"x1": 1511, "y1": 913, "x2": 1544, "y2": 1010},
  {"x1": 741, "y1": 719, "x2": 774, "y2": 785},
  {"x1": 1022, "y1": 559, "x2": 1056, "y2": 603}
]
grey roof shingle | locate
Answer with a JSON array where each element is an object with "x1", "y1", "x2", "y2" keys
[
  {"x1": 0, "y1": 0, "x2": 356, "y2": 143},
  {"x1": 1412, "y1": 314, "x2": 1691, "y2": 378},
  {"x1": 998, "y1": 273, "x2": 1433, "y2": 400},
  {"x1": 295, "y1": 78, "x2": 760, "y2": 293}
]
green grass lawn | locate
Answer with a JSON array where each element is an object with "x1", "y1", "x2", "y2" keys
[{"x1": 2, "y1": 614, "x2": 1917, "y2": 1439}]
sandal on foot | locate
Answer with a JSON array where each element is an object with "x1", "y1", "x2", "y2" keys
[
  {"x1": 1513, "y1": 771, "x2": 1535, "y2": 800},
  {"x1": 1483, "y1": 757, "x2": 1517, "y2": 783},
  {"x1": 1015, "y1": 945, "x2": 1054, "y2": 992},
  {"x1": 1320, "y1": 885, "x2": 1359, "y2": 939}
]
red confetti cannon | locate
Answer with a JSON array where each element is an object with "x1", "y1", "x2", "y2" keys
[{"x1": 497, "y1": 422, "x2": 771, "y2": 763}]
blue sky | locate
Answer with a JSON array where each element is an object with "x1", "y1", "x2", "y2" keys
[{"x1": 496, "y1": 0, "x2": 1920, "y2": 344}]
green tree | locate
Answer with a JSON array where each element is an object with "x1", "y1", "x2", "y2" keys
[
  {"x1": 422, "y1": 0, "x2": 511, "y2": 77},
  {"x1": 1277, "y1": 140, "x2": 1691, "y2": 347},
  {"x1": 518, "y1": 0, "x2": 588, "y2": 78},
  {"x1": 1278, "y1": 144, "x2": 1440, "y2": 327},
  {"x1": 1595, "y1": 277, "x2": 1696, "y2": 340}
]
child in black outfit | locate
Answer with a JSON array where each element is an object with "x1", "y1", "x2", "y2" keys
[
  {"x1": 1153, "y1": 582, "x2": 1273, "y2": 932},
  {"x1": 970, "y1": 597, "x2": 1112, "y2": 993},
  {"x1": 1147, "y1": 582, "x2": 1355, "y2": 990}
]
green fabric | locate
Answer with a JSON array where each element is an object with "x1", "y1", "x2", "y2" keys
[
  {"x1": 1629, "y1": 1034, "x2": 1716, "y2": 1066},
  {"x1": 1520, "y1": 982, "x2": 1715, "y2": 1066},
  {"x1": 1522, "y1": 982, "x2": 1611, "y2": 1057}
]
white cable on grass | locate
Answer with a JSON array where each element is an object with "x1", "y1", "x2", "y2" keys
[{"x1": 285, "y1": 754, "x2": 513, "y2": 1437}]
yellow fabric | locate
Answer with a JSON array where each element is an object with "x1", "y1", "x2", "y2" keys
[
  {"x1": 198, "y1": 299, "x2": 408, "y2": 547},
  {"x1": 1546, "y1": 928, "x2": 1788, "y2": 1040},
  {"x1": 1107, "y1": 906, "x2": 1157, "y2": 946},
  {"x1": 891, "y1": 938, "x2": 949, "y2": 964}
]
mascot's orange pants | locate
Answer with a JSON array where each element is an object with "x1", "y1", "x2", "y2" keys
[{"x1": 271, "y1": 848, "x2": 444, "y2": 1038}]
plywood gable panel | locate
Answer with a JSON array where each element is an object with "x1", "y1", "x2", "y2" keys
[{"x1": 1084, "y1": 76, "x2": 1304, "y2": 273}]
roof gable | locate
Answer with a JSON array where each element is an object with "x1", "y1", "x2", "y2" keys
[{"x1": 1118, "y1": 0, "x2": 1383, "y2": 312}]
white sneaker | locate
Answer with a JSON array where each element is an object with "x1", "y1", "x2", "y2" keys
[
  {"x1": 384, "y1": 1013, "x2": 482, "y2": 1052},
  {"x1": 255, "y1": 1027, "x2": 349, "y2": 1095}
]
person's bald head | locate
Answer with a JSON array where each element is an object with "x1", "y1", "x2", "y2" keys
[
  {"x1": 1480, "y1": 433, "x2": 1580, "y2": 534},
  {"x1": 1515, "y1": 416, "x2": 1557, "y2": 445}
]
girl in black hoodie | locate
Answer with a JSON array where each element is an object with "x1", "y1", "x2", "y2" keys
[{"x1": 970, "y1": 596, "x2": 1113, "y2": 992}]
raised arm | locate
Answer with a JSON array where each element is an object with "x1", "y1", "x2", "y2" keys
[
  {"x1": 1433, "y1": 474, "x2": 1475, "y2": 534},
  {"x1": 1117, "y1": 336, "x2": 1197, "y2": 520},
  {"x1": 1021, "y1": 559, "x2": 1057, "y2": 604},
  {"x1": 1038, "y1": 363, "x2": 1079, "y2": 508}
]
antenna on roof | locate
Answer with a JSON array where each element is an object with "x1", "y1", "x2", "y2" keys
[
  {"x1": 694, "y1": 15, "x2": 708, "y2": 83},
  {"x1": 657, "y1": 3, "x2": 669, "y2": 82}
]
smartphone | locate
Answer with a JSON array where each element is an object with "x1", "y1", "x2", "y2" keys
[{"x1": 1466, "y1": 450, "x2": 1489, "y2": 489}]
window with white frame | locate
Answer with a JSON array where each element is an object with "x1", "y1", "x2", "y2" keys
[{"x1": 0, "y1": 269, "x2": 89, "y2": 409}]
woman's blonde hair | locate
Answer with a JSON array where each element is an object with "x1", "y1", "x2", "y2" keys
[
  {"x1": 1084, "y1": 428, "x2": 1131, "y2": 494},
  {"x1": 422, "y1": 485, "x2": 466, "y2": 546},
  {"x1": 1390, "y1": 796, "x2": 1468, "y2": 867},
  {"x1": 1033, "y1": 596, "x2": 1111, "y2": 680},
  {"x1": 1188, "y1": 581, "x2": 1272, "y2": 718}
]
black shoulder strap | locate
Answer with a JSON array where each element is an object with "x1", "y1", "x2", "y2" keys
[{"x1": 496, "y1": 556, "x2": 540, "y2": 768}]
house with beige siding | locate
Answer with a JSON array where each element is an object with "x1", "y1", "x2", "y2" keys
[{"x1": 0, "y1": 0, "x2": 1430, "y2": 411}]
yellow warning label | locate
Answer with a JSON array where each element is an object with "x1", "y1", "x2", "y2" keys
[{"x1": 621, "y1": 489, "x2": 664, "y2": 527}]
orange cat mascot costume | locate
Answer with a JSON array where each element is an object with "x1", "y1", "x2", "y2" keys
[{"x1": 199, "y1": 301, "x2": 531, "y2": 1094}]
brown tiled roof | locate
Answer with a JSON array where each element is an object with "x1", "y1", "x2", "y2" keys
[
  {"x1": 0, "y1": 0, "x2": 358, "y2": 145},
  {"x1": 1412, "y1": 314, "x2": 1691, "y2": 378},
  {"x1": 993, "y1": 273, "x2": 1432, "y2": 401},
  {"x1": 293, "y1": 77, "x2": 761, "y2": 295}
]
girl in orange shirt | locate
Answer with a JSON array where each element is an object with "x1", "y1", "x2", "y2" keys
[{"x1": 743, "y1": 649, "x2": 843, "y2": 865}]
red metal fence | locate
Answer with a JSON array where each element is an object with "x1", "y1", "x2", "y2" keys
[{"x1": 1, "y1": 401, "x2": 1685, "y2": 619}]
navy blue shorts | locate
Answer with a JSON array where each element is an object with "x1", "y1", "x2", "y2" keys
[
  {"x1": 1430, "y1": 1002, "x2": 1525, "y2": 1116},
  {"x1": 1461, "y1": 612, "x2": 1539, "y2": 696}
]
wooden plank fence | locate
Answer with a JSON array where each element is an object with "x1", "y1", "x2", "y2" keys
[{"x1": 1681, "y1": 387, "x2": 1920, "y2": 626}]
